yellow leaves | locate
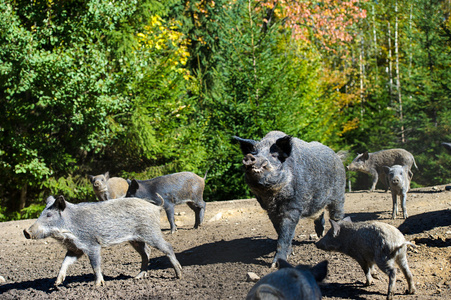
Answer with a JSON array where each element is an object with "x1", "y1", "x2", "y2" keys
[
  {"x1": 341, "y1": 117, "x2": 360, "y2": 135},
  {"x1": 135, "y1": 15, "x2": 191, "y2": 79}
]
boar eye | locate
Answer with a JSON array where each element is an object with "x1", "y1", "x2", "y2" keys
[{"x1": 46, "y1": 212, "x2": 53, "y2": 218}]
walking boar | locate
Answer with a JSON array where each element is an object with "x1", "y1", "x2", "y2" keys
[
  {"x1": 89, "y1": 172, "x2": 129, "y2": 201},
  {"x1": 246, "y1": 259, "x2": 328, "y2": 300},
  {"x1": 316, "y1": 217, "x2": 416, "y2": 299},
  {"x1": 347, "y1": 149, "x2": 418, "y2": 192},
  {"x1": 234, "y1": 131, "x2": 346, "y2": 267},
  {"x1": 126, "y1": 172, "x2": 206, "y2": 234},
  {"x1": 23, "y1": 195, "x2": 182, "y2": 286},
  {"x1": 384, "y1": 165, "x2": 412, "y2": 219}
]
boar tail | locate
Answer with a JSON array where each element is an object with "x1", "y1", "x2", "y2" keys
[{"x1": 390, "y1": 241, "x2": 416, "y2": 258}]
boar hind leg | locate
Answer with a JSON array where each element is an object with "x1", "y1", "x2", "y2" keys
[
  {"x1": 376, "y1": 258, "x2": 397, "y2": 300},
  {"x1": 396, "y1": 252, "x2": 416, "y2": 295},
  {"x1": 55, "y1": 250, "x2": 83, "y2": 285},
  {"x1": 129, "y1": 241, "x2": 150, "y2": 279},
  {"x1": 147, "y1": 237, "x2": 182, "y2": 279},
  {"x1": 271, "y1": 212, "x2": 300, "y2": 268},
  {"x1": 187, "y1": 200, "x2": 206, "y2": 229},
  {"x1": 370, "y1": 170, "x2": 378, "y2": 192}
]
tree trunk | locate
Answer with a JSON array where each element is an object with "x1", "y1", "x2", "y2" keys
[{"x1": 395, "y1": 0, "x2": 405, "y2": 143}]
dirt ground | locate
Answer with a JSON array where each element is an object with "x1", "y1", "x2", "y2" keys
[{"x1": 1, "y1": 185, "x2": 450, "y2": 299}]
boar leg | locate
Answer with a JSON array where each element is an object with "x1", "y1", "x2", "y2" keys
[
  {"x1": 146, "y1": 236, "x2": 182, "y2": 279},
  {"x1": 370, "y1": 170, "x2": 378, "y2": 192},
  {"x1": 86, "y1": 247, "x2": 104, "y2": 286},
  {"x1": 396, "y1": 251, "x2": 416, "y2": 295},
  {"x1": 55, "y1": 250, "x2": 83, "y2": 285},
  {"x1": 401, "y1": 192, "x2": 408, "y2": 219},
  {"x1": 270, "y1": 211, "x2": 300, "y2": 268},
  {"x1": 375, "y1": 257, "x2": 397, "y2": 300},
  {"x1": 187, "y1": 201, "x2": 206, "y2": 229},
  {"x1": 129, "y1": 241, "x2": 150, "y2": 279},
  {"x1": 164, "y1": 205, "x2": 177, "y2": 234},
  {"x1": 391, "y1": 193, "x2": 398, "y2": 219},
  {"x1": 313, "y1": 212, "x2": 325, "y2": 237}
]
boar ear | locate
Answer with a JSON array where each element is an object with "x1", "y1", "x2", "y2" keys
[
  {"x1": 330, "y1": 219, "x2": 340, "y2": 237},
  {"x1": 46, "y1": 196, "x2": 56, "y2": 205},
  {"x1": 383, "y1": 166, "x2": 391, "y2": 174},
  {"x1": 342, "y1": 216, "x2": 352, "y2": 223},
  {"x1": 407, "y1": 168, "x2": 413, "y2": 180},
  {"x1": 276, "y1": 259, "x2": 293, "y2": 270},
  {"x1": 275, "y1": 136, "x2": 292, "y2": 158},
  {"x1": 54, "y1": 195, "x2": 66, "y2": 211},
  {"x1": 104, "y1": 171, "x2": 110, "y2": 180},
  {"x1": 130, "y1": 179, "x2": 139, "y2": 191},
  {"x1": 88, "y1": 175, "x2": 94, "y2": 183},
  {"x1": 362, "y1": 151, "x2": 369, "y2": 160},
  {"x1": 310, "y1": 260, "x2": 328, "y2": 282},
  {"x1": 233, "y1": 136, "x2": 257, "y2": 155}
]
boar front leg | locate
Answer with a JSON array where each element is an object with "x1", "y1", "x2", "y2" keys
[
  {"x1": 391, "y1": 193, "x2": 399, "y2": 219},
  {"x1": 164, "y1": 205, "x2": 177, "y2": 234},
  {"x1": 269, "y1": 210, "x2": 300, "y2": 268},
  {"x1": 401, "y1": 192, "x2": 408, "y2": 219},
  {"x1": 55, "y1": 249, "x2": 84, "y2": 285},
  {"x1": 370, "y1": 169, "x2": 379, "y2": 192}
]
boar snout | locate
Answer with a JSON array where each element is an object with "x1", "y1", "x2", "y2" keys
[{"x1": 243, "y1": 153, "x2": 256, "y2": 166}]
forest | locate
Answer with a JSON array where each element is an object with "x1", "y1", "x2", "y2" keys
[{"x1": 1, "y1": 0, "x2": 450, "y2": 221}]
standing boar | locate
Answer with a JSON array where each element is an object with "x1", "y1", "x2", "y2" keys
[
  {"x1": 246, "y1": 259, "x2": 328, "y2": 300},
  {"x1": 384, "y1": 165, "x2": 412, "y2": 219},
  {"x1": 126, "y1": 172, "x2": 206, "y2": 234},
  {"x1": 23, "y1": 195, "x2": 182, "y2": 286},
  {"x1": 88, "y1": 172, "x2": 129, "y2": 201},
  {"x1": 234, "y1": 131, "x2": 346, "y2": 267},
  {"x1": 347, "y1": 149, "x2": 418, "y2": 192},
  {"x1": 316, "y1": 217, "x2": 416, "y2": 300}
]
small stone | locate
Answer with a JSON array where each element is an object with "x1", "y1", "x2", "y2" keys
[
  {"x1": 0, "y1": 276, "x2": 5, "y2": 283},
  {"x1": 246, "y1": 272, "x2": 260, "y2": 282}
]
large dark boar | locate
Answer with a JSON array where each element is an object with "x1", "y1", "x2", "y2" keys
[
  {"x1": 23, "y1": 196, "x2": 182, "y2": 286},
  {"x1": 347, "y1": 149, "x2": 418, "y2": 192},
  {"x1": 234, "y1": 131, "x2": 346, "y2": 267},
  {"x1": 126, "y1": 172, "x2": 206, "y2": 234},
  {"x1": 246, "y1": 259, "x2": 328, "y2": 300}
]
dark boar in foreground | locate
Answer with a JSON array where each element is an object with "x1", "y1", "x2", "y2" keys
[
  {"x1": 246, "y1": 259, "x2": 328, "y2": 300},
  {"x1": 316, "y1": 217, "x2": 415, "y2": 300},
  {"x1": 126, "y1": 172, "x2": 206, "y2": 234},
  {"x1": 88, "y1": 172, "x2": 129, "y2": 201},
  {"x1": 234, "y1": 131, "x2": 346, "y2": 266},
  {"x1": 384, "y1": 165, "x2": 412, "y2": 219},
  {"x1": 347, "y1": 149, "x2": 417, "y2": 192},
  {"x1": 23, "y1": 196, "x2": 182, "y2": 286}
]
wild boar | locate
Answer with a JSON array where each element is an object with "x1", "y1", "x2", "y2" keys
[
  {"x1": 126, "y1": 172, "x2": 206, "y2": 234},
  {"x1": 347, "y1": 149, "x2": 418, "y2": 192},
  {"x1": 316, "y1": 217, "x2": 416, "y2": 299},
  {"x1": 23, "y1": 195, "x2": 182, "y2": 286},
  {"x1": 246, "y1": 259, "x2": 328, "y2": 300},
  {"x1": 88, "y1": 172, "x2": 129, "y2": 201},
  {"x1": 234, "y1": 131, "x2": 346, "y2": 267},
  {"x1": 384, "y1": 165, "x2": 412, "y2": 219}
]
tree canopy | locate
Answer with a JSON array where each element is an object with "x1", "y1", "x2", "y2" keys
[{"x1": 1, "y1": 0, "x2": 451, "y2": 220}]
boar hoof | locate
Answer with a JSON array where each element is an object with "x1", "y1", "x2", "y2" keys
[{"x1": 135, "y1": 271, "x2": 148, "y2": 279}]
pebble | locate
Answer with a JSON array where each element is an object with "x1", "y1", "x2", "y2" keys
[
  {"x1": 246, "y1": 272, "x2": 260, "y2": 282},
  {"x1": 0, "y1": 276, "x2": 5, "y2": 283}
]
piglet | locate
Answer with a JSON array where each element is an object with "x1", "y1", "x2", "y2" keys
[
  {"x1": 316, "y1": 217, "x2": 415, "y2": 299},
  {"x1": 384, "y1": 165, "x2": 412, "y2": 219}
]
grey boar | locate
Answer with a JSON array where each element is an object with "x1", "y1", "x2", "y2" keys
[
  {"x1": 347, "y1": 149, "x2": 418, "y2": 192},
  {"x1": 384, "y1": 165, "x2": 412, "y2": 219},
  {"x1": 442, "y1": 142, "x2": 451, "y2": 153},
  {"x1": 246, "y1": 259, "x2": 328, "y2": 300},
  {"x1": 23, "y1": 195, "x2": 182, "y2": 286},
  {"x1": 126, "y1": 172, "x2": 206, "y2": 234},
  {"x1": 316, "y1": 217, "x2": 415, "y2": 300},
  {"x1": 233, "y1": 131, "x2": 346, "y2": 267},
  {"x1": 88, "y1": 172, "x2": 129, "y2": 201}
]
